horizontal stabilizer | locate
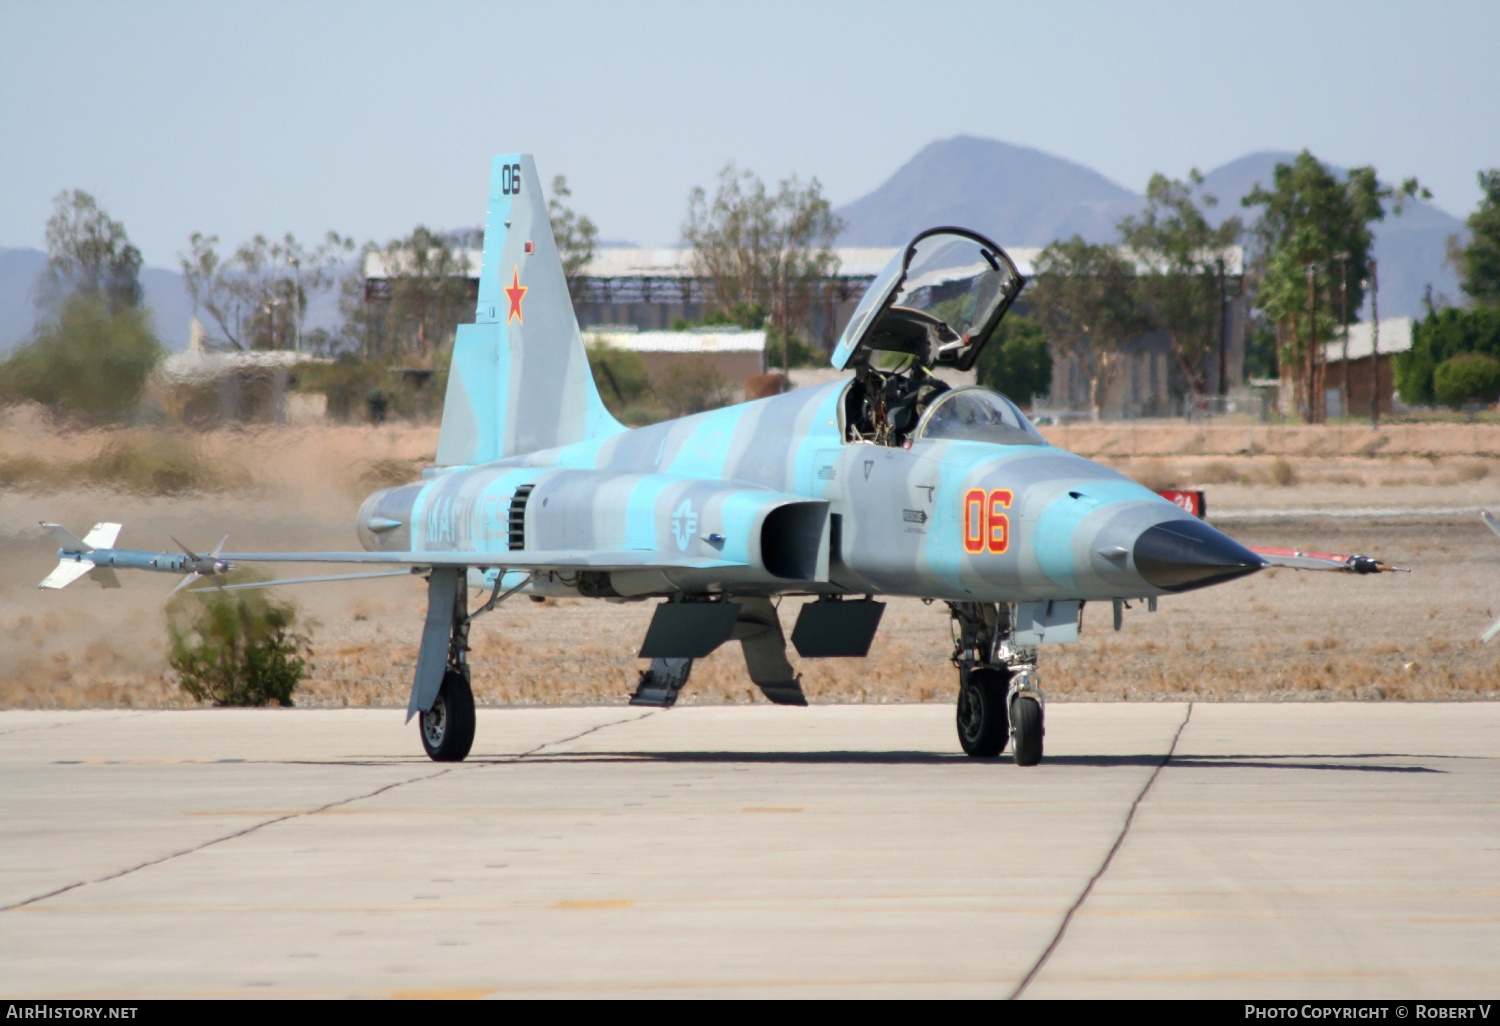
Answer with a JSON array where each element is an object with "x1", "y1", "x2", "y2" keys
[
  {"x1": 83, "y1": 522, "x2": 122, "y2": 549},
  {"x1": 42, "y1": 522, "x2": 90, "y2": 553},
  {"x1": 39, "y1": 559, "x2": 94, "y2": 590}
]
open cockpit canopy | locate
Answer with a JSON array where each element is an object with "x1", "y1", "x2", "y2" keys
[
  {"x1": 917, "y1": 386, "x2": 1046, "y2": 446},
  {"x1": 831, "y1": 228, "x2": 1025, "y2": 373}
]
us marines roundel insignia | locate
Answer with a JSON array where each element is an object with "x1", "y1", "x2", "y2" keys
[
  {"x1": 505, "y1": 266, "x2": 527, "y2": 324},
  {"x1": 671, "y1": 499, "x2": 698, "y2": 551}
]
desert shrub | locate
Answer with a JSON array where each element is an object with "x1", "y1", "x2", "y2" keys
[
  {"x1": 167, "y1": 579, "x2": 312, "y2": 706},
  {"x1": 763, "y1": 329, "x2": 821, "y2": 370},
  {"x1": 586, "y1": 340, "x2": 655, "y2": 412},
  {"x1": 1194, "y1": 460, "x2": 1244, "y2": 485},
  {"x1": 82, "y1": 433, "x2": 240, "y2": 495},
  {"x1": 0, "y1": 294, "x2": 163, "y2": 425},
  {"x1": 0, "y1": 453, "x2": 57, "y2": 489},
  {"x1": 1129, "y1": 459, "x2": 1180, "y2": 491},
  {"x1": 352, "y1": 455, "x2": 427, "y2": 494},
  {"x1": 1270, "y1": 457, "x2": 1297, "y2": 486},
  {"x1": 0, "y1": 434, "x2": 240, "y2": 496},
  {"x1": 677, "y1": 301, "x2": 767, "y2": 332},
  {"x1": 1432, "y1": 352, "x2": 1500, "y2": 409},
  {"x1": 657, "y1": 359, "x2": 731, "y2": 417},
  {"x1": 744, "y1": 373, "x2": 790, "y2": 400},
  {"x1": 297, "y1": 350, "x2": 450, "y2": 423}
]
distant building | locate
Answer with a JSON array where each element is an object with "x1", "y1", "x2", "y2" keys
[
  {"x1": 1035, "y1": 249, "x2": 1249, "y2": 418},
  {"x1": 364, "y1": 245, "x2": 1248, "y2": 417},
  {"x1": 585, "y1": 328, "x2": 766, "y2": 399},
  {"x1": 364, "y1": 247, "x2": 893, "y2": 348},
  {"x1": 1320, "y1": 317, "x2": 1412, "y2": 417},
  {"x1": 155, "y1": 320, "x2": 328, "y2": 423}
]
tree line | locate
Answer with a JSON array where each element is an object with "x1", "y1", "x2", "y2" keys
[
  {"x1": 1029, "y1": 153, "x2": 1428, "y2": 422},
  {"x1": 1394, "y1": 169, "x2": 1500, "y2": 410},
  {"x1": 5, "y1": 154, "x2": 1498, "y2": 427},
  {"x1": 1035, "y1": 154, "x2": 1500, "y2": 422}
]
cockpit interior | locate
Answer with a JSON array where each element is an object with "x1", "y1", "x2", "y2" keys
[{"x1": 832, "y1": 228, "x2": 1036, "y2": 449}]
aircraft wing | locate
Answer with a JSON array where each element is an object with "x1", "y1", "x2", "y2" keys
[
  {"x1": 218, "y1": 549, "x2": 742, "y2": 572},
  {"x1": 180, "y1": 550, "x2": 742, "y2": 593},
  {"x1": 1248, "y1": 546, "x2": 1407, "y2": 574}
]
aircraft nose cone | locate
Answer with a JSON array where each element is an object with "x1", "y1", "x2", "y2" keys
[{"x1": 1133, "y1": 517, "x2": 1265, "y2": 592}]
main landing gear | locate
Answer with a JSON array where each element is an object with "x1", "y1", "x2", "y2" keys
[
  {"x1": 411, "y1": 568, "x2": 535, "y2": 762},
  {"x1": 949, "y1": 601, "x2": 1044, "y2": 766},
  {"x1": 417, "y1": 570, "x2": 477, "y2": 762},
  {"x1": 421, "y1": 669, "x2": 475, "y2": 762}
]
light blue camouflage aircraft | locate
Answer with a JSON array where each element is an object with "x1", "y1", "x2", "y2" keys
[{"x1": 40, "y1": 154, "x2": 1405, "y2": 765}]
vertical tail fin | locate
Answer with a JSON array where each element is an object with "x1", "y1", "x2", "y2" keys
[{"x1": 436, "y1": 154, "x2": 623, "y2": 466}]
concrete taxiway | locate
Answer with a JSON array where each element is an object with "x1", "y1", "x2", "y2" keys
[{"x1": 1, "y1": 703, "x2": 1497, "y2": 998}]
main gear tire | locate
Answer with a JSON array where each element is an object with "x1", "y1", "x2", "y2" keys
[
  {"x1": 420, "y1": 670, "x2": 475, "y2": 762},
  {"x1": 956, "y1": 667, "x2": 1010, "y2": 758},
  {"x1": 1011, "y1": 695, "x2": 1044, "y2": 767}
]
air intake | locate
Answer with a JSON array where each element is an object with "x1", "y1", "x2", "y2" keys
[
  {"x1": 759, "y1": 501, "x2": 830, "y2": 580},
  {"x1": 508, "y1": 484, "x2": 534, "y2": 551}
]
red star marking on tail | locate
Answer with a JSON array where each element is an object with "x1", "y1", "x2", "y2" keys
[{"x1": 505, "y1": 266, "x2": 527, "y2": 325}]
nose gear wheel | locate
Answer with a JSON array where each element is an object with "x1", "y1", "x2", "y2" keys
[{"x1": 957, "y1": 667, "x2": 1010, "y2": 757}]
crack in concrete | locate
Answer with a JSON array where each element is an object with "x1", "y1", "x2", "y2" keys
[
  {"x1": 1008, "y1": 702, "x2": 1194, "y2": 1000},
  {"x1": 0, "y1": 766, "x2": 456, "y2": 913},
  {"x1": 510, "y1": 710, "x2": 658, "y2": 760},
  {"x1": 0, "y1": 710, "x2": 653, "y2": 913}
]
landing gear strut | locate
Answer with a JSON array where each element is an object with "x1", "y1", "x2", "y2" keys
[
  {"x1": 949, "y1": 601, "x2": 1044, "y2": 766},
  {"x1": 417, "y1": 570, "x2": 476, "y2": 762},
  {"x1": 409, "y1": 568, "x2": 534, "y2": 762}
]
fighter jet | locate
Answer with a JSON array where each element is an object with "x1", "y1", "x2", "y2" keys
[{"x1": 40, "y1": 153, "x2": 1405, "y2": 765}]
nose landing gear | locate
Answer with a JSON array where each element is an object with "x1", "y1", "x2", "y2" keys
[
  {"x1": 950, "y1": 601, "x2": 1044, "y2": 765},
  {"x1": 957, "y1": 665, "x2": 1009, "y2": 757}
]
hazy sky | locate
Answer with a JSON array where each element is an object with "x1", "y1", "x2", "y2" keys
[{"x1": 3, "y1": 0, "x2": 1496, "y2": 268}]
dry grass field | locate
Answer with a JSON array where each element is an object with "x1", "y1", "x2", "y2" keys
[{"x1": 3, "y1": 412, "x2": 1498, "y2": 710}]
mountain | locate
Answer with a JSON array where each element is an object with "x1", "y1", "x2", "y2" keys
[
  {"x1": 0, "y1": 248, "x2": 196, "y2": 353},
  {"x1": 0, "y1": 248, "x2": 48, "y2": 351},
  {"x1": 834, "y1": 136, "x2": 1144, "y2": 247},
  {"x1": 836, "y1": 137, "x2": 1465, "y2": 319},
  {"x1": 1200, "y1": 151, "x2": 1464, "y2": 319},
  {"x1": 0, "y1": 249, "x2": 345, "y2": 354}
]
